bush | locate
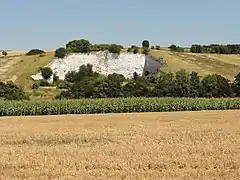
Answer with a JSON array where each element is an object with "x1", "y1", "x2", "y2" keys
[
  {"x1": 108, "y1": 44, "x2": 121, "y2": 54},
  {"x1": 2, "y1": 51, "x2": 7, "y2": 56},
  {"x1": 41, "y1": 67, "x2": 53, "y2": 80},
  {"x1": 55, "y1": 47, "x2": 66, "y2": 58},
  {"x1": 142, "y1": 40, "x2": 150, "y2": 49},
  {"x1": 66, "y1": 39, "x2": 91, "y2": 53},
  {"x1": 0, "y1": 81, "x2": 29, "y2": 100},
  {"x1": 32, "y1": 82, "x2": 40, "y2": 90},
  {"x1": 26, "y1": 49, "x2": 45, "y2": 56},
  {"x1": 127, "y1": 48, "x2": 132, "y2": 52},
  {"x1": 156, "y1": 45, "x2": 161, "y2": 50},
  {"x1": 151, "y1": 46, "x2": 155, "y2": 50},
  {"x1": 169, "y1": 45, "x2": 184, "y2": 52},
  {"x1": 39, "y1": 79, "x2": 50, "y2": 87}
]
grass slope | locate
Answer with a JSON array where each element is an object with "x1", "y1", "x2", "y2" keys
[{"x1": 150, "y1": 49, "x2": 240, "y2": 80}]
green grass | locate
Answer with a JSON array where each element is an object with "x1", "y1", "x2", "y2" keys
[{"x1": 1, "y1": 98, "x2": 240, "y2": 116}]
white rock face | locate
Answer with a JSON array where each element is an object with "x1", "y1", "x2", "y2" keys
[{"x1": 31, "y1": 51, "x2": 162, "y2": 82}]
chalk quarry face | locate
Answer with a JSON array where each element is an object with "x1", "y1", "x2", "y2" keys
[{"x1": 31, "y1": 51, "x2": 162, "y2": 82}]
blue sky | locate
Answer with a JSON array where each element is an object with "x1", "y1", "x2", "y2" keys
[{"x1": 0, "y1": 0, "x2": 240, "y2": 50}]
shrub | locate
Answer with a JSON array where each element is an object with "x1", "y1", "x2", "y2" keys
[
  {"x1": 32, "y1": 82, "x2": 40, "y2": 90},
  {"x1": 151, "y1": 46, "x2": 155, "y2": 50},
  {"x1": 41, "y1": 67, "x2": 53, "y2": 80},
  {"x1": 169, "y1": 45, "x2": 184, "y2": 52},
  {"x1": 0, "y1": 81, "x2": 29, "y2": 100},
  {"x1": 142, "y1": 40, "x2": 150, "y2": 49},
  {"x1": 127, "y1": 48, "x2": 132, "y2": 52},
  {"x1": 108, "y1": 44, "x2": 121, "y2": 54},
  {"x1": 26, "y1": 49, "x2": 45, "y2": 56},
  {"x1": 156, "y1": 45, "x2": 161, "y2": 50},
  {"x1": 2, "y1": 51, "x2": 7, "y2": 56},
  {"x1": 66, "y1": 39, "x2": 91, "y2": 53},
  {"x1": 55, "y1": 47, "x2": 66, "y2": 58}
]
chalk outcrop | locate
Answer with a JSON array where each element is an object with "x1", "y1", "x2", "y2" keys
[{"x1": 31, "y1": 51, "x2": 162, "y2": 82}]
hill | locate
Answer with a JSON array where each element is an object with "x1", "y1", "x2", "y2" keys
[{"x1": 0, "y1": 48, "x2": 240, "y2": 99}]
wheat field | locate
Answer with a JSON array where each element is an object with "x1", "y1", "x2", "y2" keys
[{"x1": 0, "y1": 110, "x2": 240, "y2": 179}]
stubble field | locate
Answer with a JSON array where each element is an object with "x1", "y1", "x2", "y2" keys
[{"x1": 0, "y1": 110, "x2": 240, "y2": 179}]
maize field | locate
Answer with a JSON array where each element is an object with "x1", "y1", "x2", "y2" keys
[{"x1": 1, "y1": 98, "x2": 240, "y2": 116}]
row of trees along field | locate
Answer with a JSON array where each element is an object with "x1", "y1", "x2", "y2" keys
[
  {"x1": 54, "y1": 39, "x2": 161, "y2": 58},
  {"x1": 190, "y1": 44, "x2": 240, "y2": 54},
  {"x1": 29, "y1": 64, "x2": 240, "y2": 100},
  {"x1": 1, "y1": 65, "x2": 240, "y2": 100}
]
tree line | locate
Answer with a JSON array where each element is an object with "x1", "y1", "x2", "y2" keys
[
  {"x1": 190, "y1": 44, "x2": 240, "y2": 54},
  {"x1": 53, "y1": 64, "x2": 240, "y2": 99}
]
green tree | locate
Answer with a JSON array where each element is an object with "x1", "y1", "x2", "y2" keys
[
  {"x1": 66, "y1": 39, "x2": 91, "y2": 53},
  {"x1": 108, "y1": 44, "x2": 121, "y2": 54},
  {"x1": 54, "y1": 47, "x2": 66, "y2": 58},
  {"x1": 0, "y1": 81, "x2": 29, "y2": 100},
  {"x1": 26, "y1": 49, "x2": 45, "y2": 56},
  {"x1": 142, "y1": 40, "x2": 150, "y2": 49},
  {"x1": 41, "y1": 67, "x2": 53, "y2": 80},
  {"x1": 151, "y1": 46, "x2": 155, "y2": 50},
  {"x1": 173, "y1": 69, "x2": 191, "y2": 97},
  {"x1": 189, "y1": 71, "x2": 201, "y2": 97},
  {"x1": 201, "y1": 74, "x2": 231, "y2": 97},
  {"x1": 151, "y1": 72, "x2": 175, "y2": 97}
]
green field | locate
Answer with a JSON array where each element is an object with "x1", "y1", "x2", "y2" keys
[{"x1": 1, "y1": 98, "x2": 240, "y2": 116}]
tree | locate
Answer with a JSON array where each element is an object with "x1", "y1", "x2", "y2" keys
[
  {"x1": 151, "y1": 46, "x2": 155, "y2": 50},
  {"x1": 26, "y1": 49, "x2": 45, "y2": 56},
  {"x1": 151, "y1": 72, "x2": 175, "y2": 97},
  {"x1": 54, "y1": 47, "x2": 66, "y2": 58},
  {"x1": 2, "y1": 51, "x2": 7, "y2": 56},
  {"x1": 201, "y1": 74, "x2": 231, "y2": 97},
  {"x1": 173, "y1": 69, "x2": 191, "y2": 97},
  {"x1": 189, "y1": 71, "x2": 201, "y2": 97},
  {"x1": 66, "y1": 39, "x2": 91, "y2": 53},
  {"x1": 156, "y1": 45, "x2": 160, "y2": 50},
  {"x1": 41, "y1": 67, "x2": 53, "y2": 80},
  {"x1": 0, "y1": 81, "x2": 29, "y2": 100},
  {"x1": 108, "y1": 44, "x2": 121, "y2": 54},
  {"x1": 142, "y1": 40, "x2": 150, "y2": 49}
]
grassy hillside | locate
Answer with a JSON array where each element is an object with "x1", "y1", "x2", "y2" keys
[
  {"x1": 150, "y1": 49, "x2": 240, "y2": 80},
  {"x1": 1, "y1": 48, "x2": 240, "y2": 99}
]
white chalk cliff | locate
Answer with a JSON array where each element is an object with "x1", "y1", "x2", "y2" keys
[{"x1": 31, "y1": 51, "x2": 162, "y2": 82}]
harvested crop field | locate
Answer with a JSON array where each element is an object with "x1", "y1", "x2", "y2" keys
[{"x1": 1, "y1": 110, "x2": 240, "y2": 179}]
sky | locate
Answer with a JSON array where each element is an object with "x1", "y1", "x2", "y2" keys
[{"x1": 0, "y1": 0, "x2": 240, "y2": 50}]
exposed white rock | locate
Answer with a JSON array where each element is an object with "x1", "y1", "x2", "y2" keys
[{"x1": 31, "y1": 51, "x2": 162, "y2": 82}]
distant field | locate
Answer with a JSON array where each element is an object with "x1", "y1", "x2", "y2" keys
[{"x1": 0, "y1": 110, "x2": 240, "y2": 179}]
